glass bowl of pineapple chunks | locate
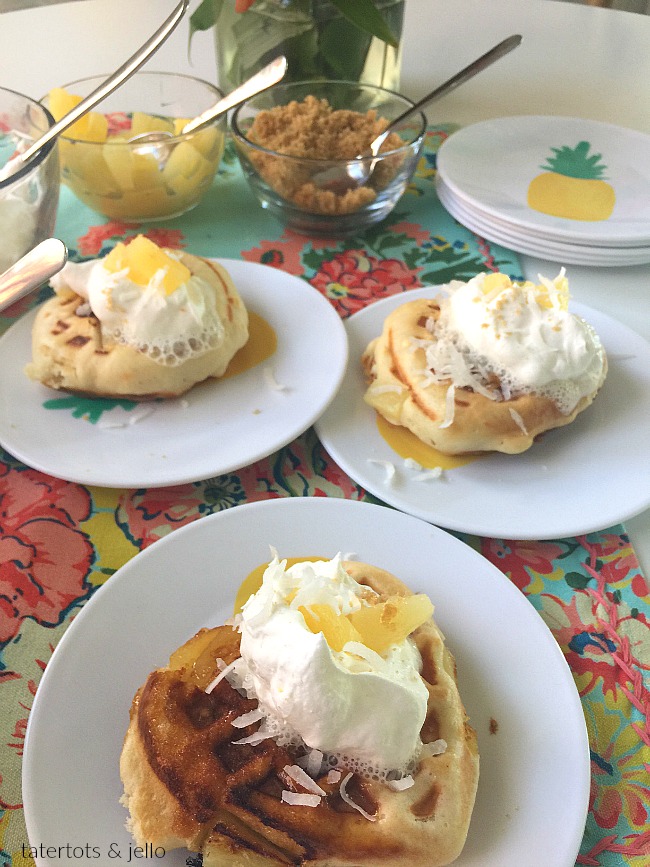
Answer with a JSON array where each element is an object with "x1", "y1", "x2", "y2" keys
[{"x1": 43, "y1": 72, "x2": 226, "y2": 222}]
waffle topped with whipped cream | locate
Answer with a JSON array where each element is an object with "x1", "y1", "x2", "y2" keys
[
  {"x1": 25, "y1": 235, "x2": 249, "y2": 399},
  {"x1": 119, "y1": 556, "x2": 479, "y2": 867},
  {"x1": 362, "y1": 270, "x2": 607, "y2": 455}
]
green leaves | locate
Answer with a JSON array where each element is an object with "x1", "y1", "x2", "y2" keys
[
  {"x1": 189, "y1": 0, "x2": 399, "y2": 56},
  {"x1": 328, "y1": 0, "x2": 399, "y2": 47}
]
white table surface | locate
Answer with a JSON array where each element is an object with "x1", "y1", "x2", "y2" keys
[{"x1": 2, "y1": 0, "x2": 649, "y2": 568}]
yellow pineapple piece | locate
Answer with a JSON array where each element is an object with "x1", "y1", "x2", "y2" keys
[
  {"x1": 131, "y1": 151, "x2": 163, "y2": 189},
  {"x1": 48, "y1": 87, "x2": 82, "y2": 122},
  {"x1": 130, "y1": 111, "x2": 174, "y2": 137},
  {"x1": 349, "y1": 594, "x2": 433, "y2": 654},
  {"x1": 481, "y1": 272, "x2": 512, "y2": 295},
  {"x1": 162, "y1": 141, "x2": 214, "y2": 194},
  {"x1": 48, "y1": 88, "x2": 108, "y2": 142},
  {"x1": 299, "y1": 604, "x2": 363, "y2": 652},
  {"x1": 173, "y1": 118, "x2": 192, "y2": 136},
  {"x1": 102, "y1": 141, "x2": 136, "y2": 189},
  {"x1": 103, "y1": 235, "x2": 190, "y2": 295},
  {"x1": 169, "y1": 626, "x2": 237, "y2": 689}
]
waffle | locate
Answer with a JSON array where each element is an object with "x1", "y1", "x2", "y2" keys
[
  {"x1": 25, "y1": 252, "x2": 249, "y2": 399},
  {"x1": 120, "y1": 561, "x2": 479, "y2": 866},
  {"x1": 362, "y1": 296, "x2": 607, "y2": 455}
]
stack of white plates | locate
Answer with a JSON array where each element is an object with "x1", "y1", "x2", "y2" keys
[{"x1": 436, "y1": 116, "x2": 650, "y2": 266}]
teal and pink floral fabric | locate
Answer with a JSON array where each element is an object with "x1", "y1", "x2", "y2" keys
[{"x1": 1, "y1": 129, "x2": 648, "y2": 866}]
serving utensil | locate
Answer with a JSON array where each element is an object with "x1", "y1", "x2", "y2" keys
[
  {"x1": 314, "y1": 33, "x2": 522, "y2": 191},
  {"x1": 128, "y1": 55, "x2": 288, "y2": 146},
  {"x1": 0, "y1": 238, "x2": 67, "y2": 313},
  {"x1": 0, "y1": 0, "x2": 189, "y2": 182}
]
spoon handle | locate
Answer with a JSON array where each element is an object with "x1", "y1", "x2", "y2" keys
[
  {"x1": 16, "y1": 0, "x2": 189, "y2": 169},
  {"x1": 370, "y1": 33, "x2": 523, "y2": 155},
  {"x1": 0, "y1": 238, "x2": 68, "y2": 313},
  {"x1": 182, "y1": 55, "x2": 288, "y2": 135}
]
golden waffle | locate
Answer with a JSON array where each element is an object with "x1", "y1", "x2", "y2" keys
[
  {"x1": 120, "y1": 562, "x2": 479, "y2": 867},
  {"x1": 362, "y1": 296, "x2": 607, "y2": 455},
  {"x1": 25, "y1": 252, "x2": 249, "y2": 399}
]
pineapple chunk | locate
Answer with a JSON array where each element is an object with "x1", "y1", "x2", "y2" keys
[
  {"x1": 173, "y1": 117, "x2": 192, "y2": 136},
  {"x1": 349, "y1": 594, "x2": 433, "y2": 655},
  {"x1": 480, "y1": 272, "x2": 512, "y2": 296},
  {"x1": 102, "y1": 141, "x2": 136, "y2": 189},
  {"x1": 48, "y1": 88, "x2": 108, "y2": 142},
  {"x1": 103, "y1": 235, "x2": 190, "y2": 295},
  {"x1": 299, "y1": 604, "x2": 363, "y2": 652},
  {"x1": 169, "y1": 626, "x2": 238, "y2": 689},
  {"x1": 130, "y1": 111, "x2": 174, "y2": 137}
]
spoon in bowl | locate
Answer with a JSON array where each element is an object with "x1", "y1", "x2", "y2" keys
[
  {"x1": 314, "y1": 33, "x2": 523, "y2": 192},
  {"x1": 0, "y1": 238, "x2": 68, "y2": 313},
  {"x1": 128, "y1": 55, "x2": 288, "y2": 147},
  {"x1": 0, "y1": 0, "x2": 189, "y2": 183}
]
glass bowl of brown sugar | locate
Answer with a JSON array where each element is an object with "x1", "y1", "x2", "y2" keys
[{"x1": 230, "y1": 80, "x2": 426, "y2": 237}]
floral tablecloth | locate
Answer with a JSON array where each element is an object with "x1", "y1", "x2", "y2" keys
[{"x1": 1, "y1": 128, "x2": 648, "y2": 867}]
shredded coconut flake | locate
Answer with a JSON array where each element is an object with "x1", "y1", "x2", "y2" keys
[
  {"x1": 284, "y1": 765, "x2": 326, "y2": 796},
  {"x1": 386, "y1": 775, "x2": 415, "y2": 791},
  {"x1": 367, "y1": 459, "x2": 396, "y2": 483},
  {"x1": 439, "y1": 383, "x2": 456, "y2": 429},
  {"x1": 232, "y1": 729, "x2": 274, "y2": 746},
  {"x1": 404, "y1": 458, "x2": 422, "y2": 470},
  {"x1": 205, "y1": 658, "x2": 239, "y2": 695},
  {"x1": 412, "y1": 467, "x2": 443, "y2": 482},
  {"x1": 231, "y1": 708, "x2": 266, "y2": 729},
  {"x1": 422, "y1": 738, "x2": 448, "y2": 757},
  {"x1": 339, "y1": 773, "x2": 376, "y2": 822},
  {"x1": 509, "y1": 407, "x2": 529, "y2": 435},
  {"x1": 264, "y1": 366, "x2": 289, "y2": 392},
  {"x1": 327, "y1": 769, "x2": 342, "y2": 784},
  {"x1": 281, "y1": 791, "x2": 322, "y2": 808}
]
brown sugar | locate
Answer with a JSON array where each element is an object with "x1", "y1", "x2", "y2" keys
[{"x1": 242, "y1": 95, "x2": 405, "y2": 215}]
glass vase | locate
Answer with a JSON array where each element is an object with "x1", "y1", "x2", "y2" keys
[{"x1": 214, "y1": 0, "x2": 404, "y2": 93}]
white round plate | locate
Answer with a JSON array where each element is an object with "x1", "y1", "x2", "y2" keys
[
  {"x1": 436, "y1": 178, "x2": 650, "y2": 267},
  {"x1": 22, "y1": 497, "x2": 589, "y2": 867},
  {"x1": 0, "y1": 259, "x2": 348, "y2": 487},
  {"x1": 315, "y1": 289, "x2": 650, "y2": 539},
  {"x1": 437, "y1": 116, "x2": 650, "y2": 246}
]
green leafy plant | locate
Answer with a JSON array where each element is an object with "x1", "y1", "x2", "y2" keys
[{"x1": 190, "y1": 0, "x2": 404, "y2": 91}]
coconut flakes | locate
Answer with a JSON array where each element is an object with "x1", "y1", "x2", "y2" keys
[
  {"x1": 263, "y1": 366, "x2": 289, "y2": 392},
  {"x1": 339, "y1": 773, "x2": 376, "y2": 822},
  {"x1": 509, "y1": 407, "x2": 529, "y2": 435},
  {"x1": 283, "y1": 765, "x2": 326, "y2": 796},
  {"x1": 281, "y1": 791, "x2": 322, "y2": 808},
  {"x1": 367, "y1": 459, "x2": 396, "y2": 484},
  {"x1": 438, "y1": 383, "x2": 456, "y2": 429},
  {"x1": 231, "y1": 708, "x2": 266, "y2": 729},
  {"x1": 386, "y1": 775, "x2": 415, "y2": 792}
]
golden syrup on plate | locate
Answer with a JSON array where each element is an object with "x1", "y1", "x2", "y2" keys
[
  {"x1": 375, "y1": 413, "x2": 478, "y2": 470},
  {"x1": 222, "y1": 311, "x2": 277, "y2": 379},
  {"x1": 234, "y1": 556, "x2": 323, "y2": 614}
]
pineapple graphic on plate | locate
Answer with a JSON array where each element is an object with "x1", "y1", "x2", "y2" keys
[{"x1": 527, "y1": 140, "x2": 615, "y2": 221}]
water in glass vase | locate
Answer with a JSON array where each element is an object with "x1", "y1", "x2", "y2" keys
[{"x1": 214, "y1": 0, "x2": 404, "y2": 92}]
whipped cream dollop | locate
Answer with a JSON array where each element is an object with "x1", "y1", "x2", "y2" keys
[
  {"x1": 423, "y1": 270, "x2": 606, "y2": 413},
  {"x1": 50, "y1": 257, "x2": 225, "y2": 366},
  {"x1": 230, "y1": 554, "x2": 429, "y2": 778}
]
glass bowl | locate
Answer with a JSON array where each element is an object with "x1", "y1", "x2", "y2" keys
[
  {"x1": 43, "y1": 71, "x2": 227, "y2": 222},
  {"x1": 0, "y1": 87, "x2": 60, "y2": 274},
  {"x1": 230, "y1": 80, "x2": 425, "y2": 236}
]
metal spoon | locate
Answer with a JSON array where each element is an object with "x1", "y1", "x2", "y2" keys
[
  {"x1": 0, "y1": 0, "x2": 189, "y2": 183},
  {"x1": 314, "y1": 33, "x2": 523, "y2": 191},
  {"x1": 0, "y1": 238, "x2": 68, "y2": 313},
  {"x1": 128, "y1": 55, "x2": 288, "y2": 146}
]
